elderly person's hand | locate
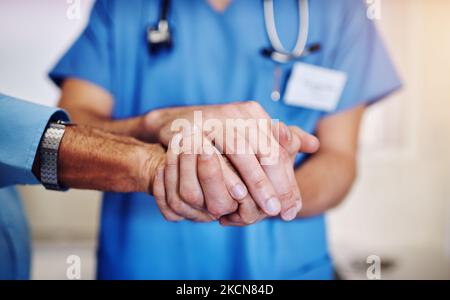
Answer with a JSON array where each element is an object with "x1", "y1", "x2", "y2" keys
[{"x1": 149, "y1": 102, "x2": 319, "y2": 223}]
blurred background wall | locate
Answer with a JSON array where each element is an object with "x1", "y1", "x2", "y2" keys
[{"x1": 0, "y1": 0, "x2": 449, "y2": 279}]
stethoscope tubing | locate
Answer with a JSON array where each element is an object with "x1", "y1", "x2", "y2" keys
[
  {"x1": 263, "y1": 0, "x2": 309, "y2": 61},
  {"x1": 148, "y1": 0, "x2": 314, "y2": 63}
]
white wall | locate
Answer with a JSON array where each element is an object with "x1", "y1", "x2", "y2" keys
[
  {"x1": 1, "y1": 0, "x2": 449, "y2": 279},
  {"x1": 327, "y1": 0, "x2": 450, "y2": 279}
]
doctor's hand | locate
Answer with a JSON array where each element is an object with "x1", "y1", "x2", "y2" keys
[
  {"x1": 147, "y1": 102, "x2": 319, "y2": 223},
  {"x1": 219, "y1": 124, "x2": 315, "y2": 226},
  {"x1": 152, "y1": 122, "x2": 318, "y2": 225}
]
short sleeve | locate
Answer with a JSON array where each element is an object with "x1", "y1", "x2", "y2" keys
[
  {"x1": 49, "y1": 0, "x2": 113, "y2": 94},
  {"x1": 0, "y1": 94, "x2": 70, "y2": 187},
  {"x1": 330, "y1": 0, "x2": 402, "y2": 114}
]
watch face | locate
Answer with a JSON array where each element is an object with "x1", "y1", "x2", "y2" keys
[{"x1": 56, "y1": 120, "x2": 74, "y2": 126}]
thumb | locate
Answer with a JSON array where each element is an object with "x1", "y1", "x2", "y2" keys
[
  {"x1": 288, "y1": 126, "x2": 320, "y2": 154},
  {"x1": 273, "y1": 122, "x2": 320, "y2": 156}
]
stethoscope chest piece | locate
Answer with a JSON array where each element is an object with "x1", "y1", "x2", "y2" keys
[
  {"x1": 147, "y1": 0, "x2": 172, "y2": 55},
  {"x1": 147, "y1": 20, "x2": 172, "y2": 54}
]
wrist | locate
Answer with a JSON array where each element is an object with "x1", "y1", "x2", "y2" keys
[
  {"x1": 133, "y1": 143, "x2": 166, "y2": 194},
  {"x1": 58, "y1": 125, "x2": 165, "y2": 194},
  {"x1": 36, "y1": 121, "x2": 73, "y2": 190}
]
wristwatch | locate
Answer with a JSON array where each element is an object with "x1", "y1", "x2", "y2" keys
[{"x1": 39, "y1": 120, "x2": 72, "y2": 191}]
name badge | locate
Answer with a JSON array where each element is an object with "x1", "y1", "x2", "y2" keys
[{"x1": 283, "y1": 62, "x2": 348, "y2": 112}]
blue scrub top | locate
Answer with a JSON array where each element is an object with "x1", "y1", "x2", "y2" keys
[
  {"x1": 50, "y1": 0, "x2": 401, "y2": 279},
  {"x1": 0, "y1": 94, "x2": 69, "y2": 279}
]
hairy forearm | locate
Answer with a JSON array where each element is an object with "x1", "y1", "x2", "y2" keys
[
  {"x1": 294, "y1": 150, "x2": 357, "y2": 217},
  {"x1": 33, "y1": 125, "x2": 165, "y2": 194},
  {"x1": 65, "y1": 108, "x2": 155, "y2": 142}
]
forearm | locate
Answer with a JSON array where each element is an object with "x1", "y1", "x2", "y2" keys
[
  {"x1": 58, "y1": 79, "x2": 157, "y2": 142},
  {"x1": 33, "y1": 125, "x2": 165, "y2": 194},
  {"x1": 65, "y1": 108, "x2": 153, "y2": 142},
  {"x1": 294, "y1": 150, "x2": 357, "y2": 217}
]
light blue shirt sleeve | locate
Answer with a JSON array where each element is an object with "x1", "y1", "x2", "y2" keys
[{"x1": 0, "y1": 94, "x2": 69, "y2": 187}]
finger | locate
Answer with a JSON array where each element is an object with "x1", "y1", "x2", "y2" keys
[
  {"x1": 153, "y1": 166, "x2": 184, "y2": 221},
  {"x1": 273, "y1": 122, "x2": 320, "y2": 159},
  {"x1": 289, "y1": 126, "x2": 320, "y2": 154},
  {"x1": 256, "y1": 122, "x2": 302, "y2": 221},
  {"x1": 273, "y1": 121, "x2": 299, "y2": 158},
  {"x1": 166, "y1": 137, "x2": 213, "y2": 222},
  {"x1": 201, "y1": 135, "x2": 248, "y2": 202},
  {"x1": 218, "y1": 155, "x2": 265, "y2": 225},
  {"x1": 240, "y1": 103, "x2": 301, "y2": 220},
  {"x1": 219, "y1": 207, "x2": 266, "y2": 226},
  {"x1": 271, "y1": 122, "x2": 303, "y2": 220},
  {"x1": 212, "y1": 136, "x2": 263, "y2": 223},
  {"x1": 217, "y1": 126, "x2": 281, "y2": 216},
  {"x1": 179, "y1": 152, "x2": 205, "y2": 209},
  {"x1": 211, "y1": 108, "x2": 280, "y2": 216},
  {"x1": 285, "y1": 162, "x2": 303, "y2": 218},
  {"x1": 224, "y1": 150, "x2": 281, "y2": 216},
  {"x1": 197, "y1": 151, "x2": 238, "y2": 218},
  {"x1": 248, "y1": 123, "x2": 298, "y2": 221},
  {"x1": 217, "y1": 155, "x2": 248, "y2": 201},
  {"x1": 261, "y1": 150, "x2": 300, "y2": 221},
  {"x1": 229, "y1": 195, "x2": 265, "y2": 225}
]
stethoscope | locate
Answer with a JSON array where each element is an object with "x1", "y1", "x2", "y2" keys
[{"x1": 147, "y1": 0, "x2": 321, "y2": 101}]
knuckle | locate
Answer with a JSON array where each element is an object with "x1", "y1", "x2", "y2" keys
[
  {"x1": 198, "y1": 164, "x2": 221, "y2": 183},
  {"x1": 208, "y1": 201, "x2": 236, "y2": 217},
  {"x1": 180, "y1": 152, "x2": 196, "y2": 161},
  {"x1": 250, "y1": 172, "x2": 269, "y2": 190},
  {"x1": 227, "y1": 201, "x2": 239, "y2": 213},
  {"x1": 221, "y1": 103, "x2": 238, "y2": 115},
  {"x1": 180, "y1": 152, "x2": 198, "y2": 164},
  {"x1": 198, "y1": 171, "x2": 217, "y2": 184},
  {"x1": 208, "y1": 205, "x2": 225, "y2": 217},
  {"x1": 165, "y1": 159, "x2": 178, "y2": 168},
  {"x1": 179, "y1": 188, "x2": 203, "y2": 207},
  {"x1": 278, "y1": 189, "x2": 294, "y2": 202},
  {"x1": 241, "y1": 214, "x2": 257, "y2": 225},
  {"x1": 228, "y1": 104, "x2": 241, "y2": 115},
  {"x1": 219, "y1": 106, "x2": 230, "y2": 115},
  {"x1": 244, "y1": 100, "x2": 261, "y2": 111}
]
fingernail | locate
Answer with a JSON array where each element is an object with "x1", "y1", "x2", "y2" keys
[
  {"x1": 309, "y1": 138, "x2": 319, "y2": 149},
  {"x1": 282, "y1": 206, "x2": 298, "y2": 221},
  {"x1": 266, "y1": 197, "x2": 281, "y2": 215},
  {"x1": 231, "y1": 183, "x2": 247, "y2": 199}
]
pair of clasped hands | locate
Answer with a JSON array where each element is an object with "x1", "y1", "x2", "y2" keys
[{"x1": 146, "y1": 102, "x2": 319, "y2": 226}]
